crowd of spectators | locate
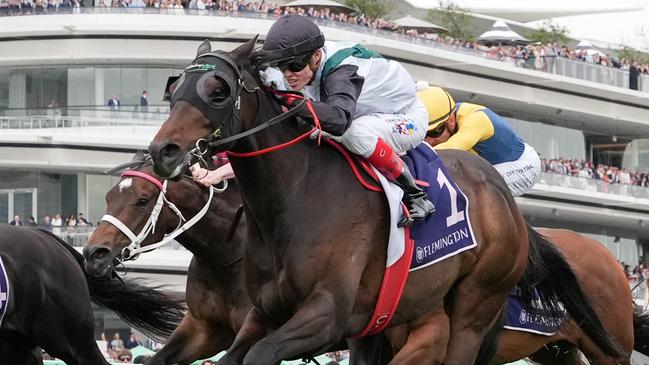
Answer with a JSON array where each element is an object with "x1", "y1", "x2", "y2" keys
[
  {"x1": 541, "y1": 157, "x2": 649, "y2": 187},
  {"x1": 3, "y1": 0, "x2": 649, "y2": 85}
]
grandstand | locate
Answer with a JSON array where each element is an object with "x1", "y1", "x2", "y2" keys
[{"x1": 1, "y1": 3, "x2": 649, "y2": 363}]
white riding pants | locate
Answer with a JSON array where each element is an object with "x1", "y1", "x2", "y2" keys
[
  {"x1": 493, "y1": 143, "x2": 541, "y2": 196},
  {"x1": 339, "y1": 98, "x2": 429, "y2": 157}
]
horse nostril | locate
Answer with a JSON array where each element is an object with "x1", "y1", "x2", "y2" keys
[
  {"x1": 160, "y1": 143, "x2": 181, "y2": 160},
  {"x1": 84, "y1": 246, "x2": 111, "y2": 262}
]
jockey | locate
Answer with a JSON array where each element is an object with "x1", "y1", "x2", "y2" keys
[
  {"x1": 255, "y1": 14, "x2": 434, "y2": 225},
  {"x1": 417, "y1": 84, "x2": 541, "y2": 196}
]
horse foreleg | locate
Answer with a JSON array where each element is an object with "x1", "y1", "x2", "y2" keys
[
  {"x1": 217, "y1": 307, "x2": 270, "y2": 365},
  {"x1": 148, "y1": 313, "x2": 234, "y2": 365},
  {"x1": 383, "y1": 307, "x2": 449, "y2": 365},
  {"x1": 0, "y1": 333, "x2": 42, "y2": 365},
  {"x1": 242, "y1": 290, "x2": 343, "y2": 365},
  {"x1": 347, "y1": 334, "x2": 394, "y2": 365}
]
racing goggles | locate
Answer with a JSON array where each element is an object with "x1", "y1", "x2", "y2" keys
[
  {"x1": 273, "y1": 52, "x2": 313, "y2": 73},
  {"x1": 427, "y1": 122, "x2": 447, "y2": 138}
]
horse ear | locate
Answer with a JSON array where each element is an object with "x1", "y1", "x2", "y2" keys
[
  {"x1": 196, "y1": 39, "x2": 212, "y2": 57},
  {"x1": 230, "y1": 35, "x2": 258, "y2": 66}
]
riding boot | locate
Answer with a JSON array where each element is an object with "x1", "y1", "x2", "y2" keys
[
  {"x1": 368, "y1": 138, "x2": 435, "y2": 227},
  {"x1": 392, "y1": 166, "x2": 435, "y2": 226}
]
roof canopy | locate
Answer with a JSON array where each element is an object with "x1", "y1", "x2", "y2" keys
[
  {"x1": 393, "y1": 15, "x2": 448, "y2": 33},
  {"x1": 282, "y1": 0, "x2": 355, "y2": 13},
  {"x1": 478, "y1": 20, "x2": 529, "y2": 46}
]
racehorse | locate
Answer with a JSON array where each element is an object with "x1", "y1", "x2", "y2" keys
[
  {"x1": 0, "y1": 225, "x2": 184, "y2": 365},
  {"x1": 85, "y1": 157, "x2": 645, "y2": 365},
  {"x1": 496, "y1": 229, "x2": 643, "y2": 365},
  {"x1": 84, "y1": 159, "x2": 251, "y2": 365},
  {"x1": 147, "y1": 38, "x2": 621, "y2": 365},
  {"x1": 381, "y1": 228, "x2": 649, "y2": 365}
]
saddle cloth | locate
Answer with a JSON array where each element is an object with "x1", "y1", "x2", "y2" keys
[
  {"x1": 379, "y1": 143, "x2": 477, "y2": 270},
  {"x1": 504, "y1": 286, "x2": 567, "y2": 336},
  {"x1": 0, "y1": 256, "x2": 10, "y2": 327}
]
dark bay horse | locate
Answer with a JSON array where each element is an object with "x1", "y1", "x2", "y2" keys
[
  {"x1": 147, "y1": 39, "x2": 620, "y2": 365},
  {"x1": 0, "y1": 225, "x2": 184, "y2": 365},
  {"x1": 84, "y1": 162, "x2": 251, "y2": 365},
  {"x1": 84, "y1": 159, "x2": 642, "y2": 365}
]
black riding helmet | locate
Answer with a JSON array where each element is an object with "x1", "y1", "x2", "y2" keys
[{"x1": 256, "y1": 14, "x2": 325, "y2": 70}]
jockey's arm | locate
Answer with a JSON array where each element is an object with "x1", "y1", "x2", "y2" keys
[
  {"x1": 296, "y1": 65, "x2": 364, "y2": 136},
  {"x1": 435, "y1": 112, "x2": 494, "y2": 152}
]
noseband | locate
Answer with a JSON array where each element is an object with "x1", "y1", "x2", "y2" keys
[{"x1": 100, "y1": 170, "x2": 224, "y2": 261}]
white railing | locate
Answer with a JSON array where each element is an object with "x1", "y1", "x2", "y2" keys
[
  {"x1": 0, "y1": 113, "x2": 166, "y2": 129},
  {"x1": 47, "y1": 225, "x2": 188, "y2": 250},
  {"x1": 539, "y1": 172, "x2": 649, "y2": 200}
]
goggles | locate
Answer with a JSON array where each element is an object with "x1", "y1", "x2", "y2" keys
[
  {"x1": 272, "y1": 52, "x2": 313, "y2": 73},
  {"x1": 427, "y1": 122, "x2": 447, "y2": 138}
]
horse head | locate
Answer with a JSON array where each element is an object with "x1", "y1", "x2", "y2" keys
[
  {"x1": 83, "y1": 155, "x2": 211, "y2": 279},
  {"x1": 149, "y1": 37, "x2": 260, "y2": 180}
]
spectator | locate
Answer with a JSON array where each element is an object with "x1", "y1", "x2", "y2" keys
[
  {"x1": 43, "y1": 215, "x2": 53, "y2": 231},
  {"x1": 107, "y1": 95, "x2": 121, "y2": 108},
  {"x1": 630, "y1": 61, "x2": 640, "y2": 90},
  {"x1": 9, "y1": 214, "x2": 22, "y2": 226},
  {"x1": 111, "y1": 332, "x2": 125, "y2": 351},
  {"x1": 28, "y1": 216, "x2": 37, "y2": 226},
  {"x1": 117, "y1": 348, "x2": 133, "y2": 363},
  {"x1": 545, "y1": 42, "x2": 557, "y2": 73},
  {"x1": 139, "y1": 90, "x2": 148, "y2": 110},
  {"x1": 125, "y1": 332, "x2": 141, "y2": 349},
  {"x1": 51, "y1": 213, "x2": 63, "y2": 233},
  {"x1": 77, "y1": 212, "x2": 91, "y2": 226},
  {"x1": 65, "y1": 213, "x2": 77, "y2": 227}
]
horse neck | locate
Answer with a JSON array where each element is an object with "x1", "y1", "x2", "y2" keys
[
  {"x1": 228, "y1": 91, "x2": 347, "y2": 245},
  {"x1": 168, "y1": 180, "x2": 243, "y2": 268}
]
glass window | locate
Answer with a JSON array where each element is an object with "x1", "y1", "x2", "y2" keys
[
  {"x1": 67, "y1": 67, "x2": 96, "y2": 107},
  {"x1": 0, "y1": 68, "x2": 8, "y2": 110},
  {"x1": 120, "y1": 68, "x2": 148, "y2": 105},
  {"x1": 508, "y1": 117, "x2": 586, "y2": 160},
  {"x1": 0, "y1": 64, "x2": 185, "y2": 111}
]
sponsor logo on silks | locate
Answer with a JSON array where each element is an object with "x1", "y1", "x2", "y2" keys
[
  {"x1": 185, "y1": 63, "x2": 217, "y2": 73},
  {"x1": 392, "y1": 121, "x2": 418, "y2": 136}
]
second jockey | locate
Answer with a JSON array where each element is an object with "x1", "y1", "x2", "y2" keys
[
  {"x1": 256, "y1": 14, "x2": 434, "y2": 225},
  {"x1": 417, "y1": 85, "x2": 541, "y2": 196}
]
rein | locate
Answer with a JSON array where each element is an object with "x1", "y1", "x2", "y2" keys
[
  {"x1": 101, "y1": 170, "x2": 225, "y2": 261},
  {"x1": 227, "y1": 96, "x2": 322, "y2": 158}
]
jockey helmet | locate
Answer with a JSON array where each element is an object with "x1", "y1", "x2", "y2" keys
[
  {"x1": 416, "y1": 85, "x2": 456, "y2": 133},
  {"x1": 260, "y1": 14, "x2": 325, "y2": 69}
]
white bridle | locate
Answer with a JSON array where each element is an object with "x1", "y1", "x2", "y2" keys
[{"x1": 100, "y1": 169, "x2": 226, "y2": 260}]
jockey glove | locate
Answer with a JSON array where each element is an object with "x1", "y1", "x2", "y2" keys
[{"x1": 259, "y1": 67, "x2": 287, "y2": 90}]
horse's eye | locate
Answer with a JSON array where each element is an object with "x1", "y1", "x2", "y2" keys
[
  {"x1": 135, "y1": 198, "x2": 149, "y2": 207},
  {"x1": 211, "y1": 88, "x2": 229, "y2": 103}
]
